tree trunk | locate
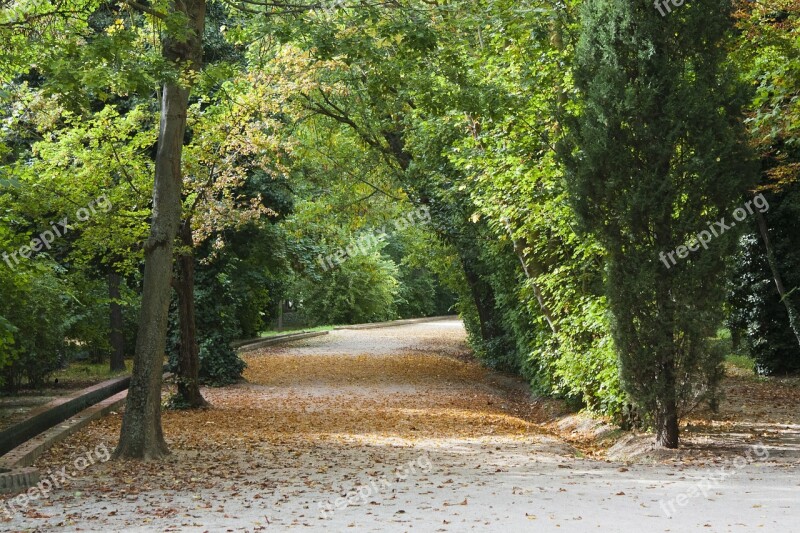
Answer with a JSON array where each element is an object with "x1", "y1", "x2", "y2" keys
[
  {"x1": 655, "y1": 359, "x2": 679, "y2": 448},
  {"x1": 655, "y1": 213, "x2": 679, "y2": 449},
  {"x1": 755, "y1": 208, "x2": 800, "y2": 349},
  {"x1": 457, "y1": 248, "x2": 509, "y2": 352},
  {"x1": 173, "y1": 218, "x2": 207, "y2": 408},
  {"x1": 109, "y1": 270, "x2": 126, "y2": 372},
  {"x1": 115, "y1": 0, "x2": 206, "y2": 460},
  {"x1": 459, "y1": 255, "x2": 494, "y2": 342}
]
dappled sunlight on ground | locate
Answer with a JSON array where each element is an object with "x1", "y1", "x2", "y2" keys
[
  {"x1": 30, "y1": 324, "x2": 565, "y2": 504},
  {"x1": 681, "y1": 368, "x2": 800, "y2": 465},
  {"x1": 36, "y1": 349, "x2": 550, "y2": 457}
]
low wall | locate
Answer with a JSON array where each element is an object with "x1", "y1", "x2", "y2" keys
[
  {"x1": 236, "y1": 331, "x2": 330, "y2": 353},
  {"x1": 0, "y1": 376, "x2": 130, "y2": 457}
]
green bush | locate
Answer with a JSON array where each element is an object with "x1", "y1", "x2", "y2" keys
[
  {"x1": 167, "y1": 267, "x2": 247, "y2": 387},
  {"x1": 62, "y1": 273, "x2": 111, "y2": 363},
  {"x1": 384, "y1": 234, "x2": 456, "y2": 319},
  {"x1": 0, "y1": 262, "x2": 70, "y2": 390},
  {"x1": 294, "y1": 248, "x2": 400, "y2": 326}
]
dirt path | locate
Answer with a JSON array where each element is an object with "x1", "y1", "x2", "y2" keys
[{"x1": 3, "y1": 320, "x2": 799, "y2": 532}]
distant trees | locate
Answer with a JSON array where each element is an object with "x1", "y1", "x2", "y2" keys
[{"x1": 729, "y1": 191, "x2": 800, "y2": 375}]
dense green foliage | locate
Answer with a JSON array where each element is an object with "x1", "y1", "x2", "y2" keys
[
  {"x1": 729, "y1": 189, "x2": 800, "y2": 375},
  {"x1": 293, "y1": 251, "x2": 400, "y2": 326},
  {"x1": 726, "y1": 0, "x2": 800, "y2": 376}
]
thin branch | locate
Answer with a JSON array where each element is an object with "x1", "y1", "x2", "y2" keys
[
  {"x1": 122, "y1": 0, "x2": 167, "y2": 20},
  {"x1": 344, "y1": 189, "x2": 380, "y2": 207},
  {"x1": 109, "y1": 141, "x2": 142, "y2": 195},
  {"x1": 310, "y1": 145, "x2": 402, "y2": 201},
  {"x1": 301, "y1": 91, "x2": 384, "y2": 152}
]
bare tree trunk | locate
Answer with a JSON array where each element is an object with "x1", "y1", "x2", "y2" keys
[
  {"x1": 115, "y1": 0, "x2": 206, "y2": 460},
  {"x1": 173, "y1": 217, "x2": 207, "y2": 408},
  {"x1": 109, "y1": 270, "x2": 126, "y2": 372},
  {"x1": 655, "y1": 360, "x2": 679, "y2": 448},
  {"x1": 459, "y1": 255, "x2": 497, "y2": 342},
  {"x1": 655, "y1": 214, "x2": 679, "y2": 449},
  {"x1": 755, "y1": 208, "x2": 800, "y2": 349}
]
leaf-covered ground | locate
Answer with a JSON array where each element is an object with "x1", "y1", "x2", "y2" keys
[
  {"x1": 3, "y1": 320, "x2": 799, "y2": 531},
  {"x1": 681, "y1": 367, "x2": 800, "y2": 462},
  {"x1": 554, "y1": 362, "x2": 800, "y2": 467}
]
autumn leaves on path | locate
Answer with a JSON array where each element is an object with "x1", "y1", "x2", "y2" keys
[
  {"x1": 168, "y1": 320, "x2": 563, "y2": 447},
  {"x1": 233, "y1": 322, "x2": 558, "y2": 444},
  {"x1": 14, "y1": 320, "x2": 572, "y2": 530},
  {"x1": 9, "y1": 319, "x2": 800, "y2": 532}
]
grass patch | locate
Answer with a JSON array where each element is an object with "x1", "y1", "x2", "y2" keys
[
  {"x1": 726, "y1": 353, "x2": 755, "y2": 372},
  {"x1": 54, "y1": 360, "x2": 132, "y2": 384},
  {"x1": 724, "y1": 353, "x2": 757, "y2": 378},
  {"x1": 712, "y1": 328, "x2": 756, "y2": 377},
  {"x1": 258, "y1": 325, "x2": 334, "y2": 338}
]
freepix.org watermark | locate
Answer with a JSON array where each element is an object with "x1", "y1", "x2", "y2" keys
[
  {"x1": 659, "y1": 194, "x2": 769, "y2": 269},
  {"x1": 2, "y1": 194, "x2": 112, "y2": 270},
  {"x1": 317, "y1": 452, "x2": 433, "y2": 518},
  {"x1": 659, "y1": 442, "x2": 770, "y2": 517},
  {"x1": 317, "y1": 206, "x2": 431, "y2": 272},
  {"x1": 0, "y1": 442, "x2": 111, "y2": 520},
  {"x1": 654, "y1": 0, "x2": 693, "y2": 17}
]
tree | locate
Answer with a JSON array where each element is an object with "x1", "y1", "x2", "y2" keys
[
  {"x1": 273, "y1": 3, "x2": 521, "y2": 363},
  {"x1": 727, "y1": 0, "x2": 800, "y2": 371},
  {"x1": 563, "y1": 0, "x2": 753, "y2": 447},
  {"x1": 115, "y1": 0, "x2": 206, "y2": 459},
  {"x1": 168, "y1": 63, "x2": 291, "y2": 406}
]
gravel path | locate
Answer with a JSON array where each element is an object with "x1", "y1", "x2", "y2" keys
[{"x1": 3, "y1": 319, "x2": 799, "y2": 532}]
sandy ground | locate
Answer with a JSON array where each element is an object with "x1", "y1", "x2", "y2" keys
[{"x1": 2, "y1": 319, "x2": 799, "y2": 532}]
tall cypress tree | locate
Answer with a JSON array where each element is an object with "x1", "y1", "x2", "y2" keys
[{"x1": 562, "y1": 0, "x2": 753, "y2": 447}]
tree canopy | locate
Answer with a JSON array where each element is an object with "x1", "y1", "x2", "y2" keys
[{"x1": 1, "y1": 0, "x2": 798, "y2": 453}]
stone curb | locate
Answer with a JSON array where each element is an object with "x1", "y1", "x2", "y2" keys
[
  {"x1": 232, "y1": 330, "x2": 329, "y2": 349},
  {"x1": 0, "y1": 375, "x2": 130, "y2": 457},
  {"x1": 0, "y1": 390, "x2": 127, "y2": 494},
  {"x1": 0, "y1": 368, "x2": 175, "y2": 494},
  {"x1": 236, "y1": 331, "x2": 330, "y2": 353},
  {"x1": 0, "y1": 467, "x2": 39, "y2": 494},
  {"x1": 0, "y1": 390, "x2": 128, "y2": 471}
]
